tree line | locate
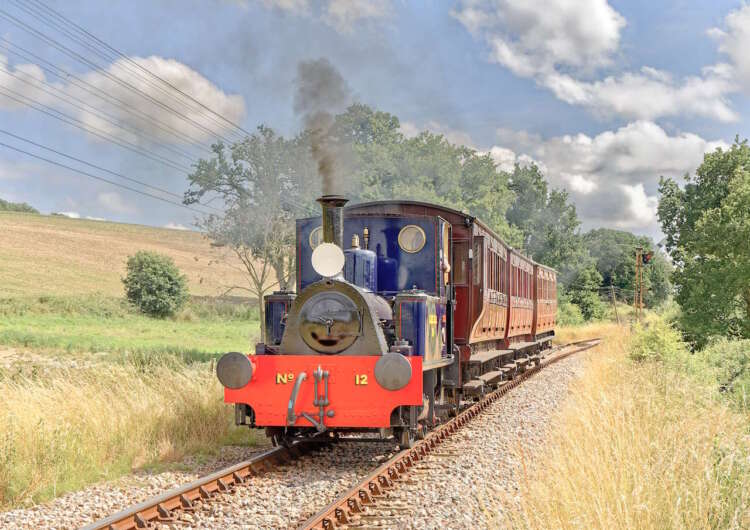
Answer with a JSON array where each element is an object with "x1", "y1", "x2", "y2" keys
[{"x1": 184, "y1": 104, "x2": 672, "y2": 333}]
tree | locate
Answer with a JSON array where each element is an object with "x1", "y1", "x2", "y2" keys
[
  {"x1": 657, "y1": 139, "x2": 750, "y2": 345},
  {"x1": 0, "y1": 197, "x2": 38, "y2": 213},
  {"x1": 185, "y1": 126, "x2": 318, "y2": 339},
  {"x1": 583, "y1": 228, "x2": 672, "y2": 308},
  {"x1": 567, "y1": 264, "x2": 605, "y2": 321},
  {"x1": 123, "y1": 251, "x2": 188, "y2": 317},
  {"x1": 505, "y1": 164, "x2": 584, "y2": 281}
]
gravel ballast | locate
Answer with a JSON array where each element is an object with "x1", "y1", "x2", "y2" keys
[
  {"x1": 346, "y1": 354, "x2": 586, "y2": 529},
  {"x1": 0, "y1": 354, "x2": 584, "y2": 530}
]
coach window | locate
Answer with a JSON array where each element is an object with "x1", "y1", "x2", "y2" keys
[
  {"x1": 453, "y1": 241, "x2": 468, "y2": 284},
  {"x1": 500, "y1": 258, "x2": 508, "y2": 293},
  {"x1": 473, "y1": 239, "x2": 483, "y2": 286}
]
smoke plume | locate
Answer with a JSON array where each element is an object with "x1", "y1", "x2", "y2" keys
[{"x1": 293, "y1": 58, "x2": 351, "y2": 194}]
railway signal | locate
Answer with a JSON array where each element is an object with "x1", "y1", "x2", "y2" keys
[{"x1": 633, "y1": 247, "x2": 652, "y2": 321}]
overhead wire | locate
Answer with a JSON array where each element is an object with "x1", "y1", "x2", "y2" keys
[
  {"x1": 0, "y1": 7, "x2": 238, "y2": 145},
  {"x1": 0, "y1": 128, "x2": 224, "y2": 213},
  {"x1": 18, "y1": 0, "x2": 250, "y2": 141},
  {"x1": 0, "y1": 140, "x2": 212, "y2": 215},
  {"x1": 0, "y1": 3, "x2": 321, "y2": 220},
  {"x1": 0, "y1": 64, "x2": 199, "y2": 163},
  {"x1": 0, "y1": 37, "x2": 216, "y2": 155},
  {"x1": 0, "y1": 84, "x2": 194, "y2": 173}
]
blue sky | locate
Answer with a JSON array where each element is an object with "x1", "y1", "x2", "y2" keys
[{"x1": 1, "y1": 0, "x2": 749, "y2": 239}]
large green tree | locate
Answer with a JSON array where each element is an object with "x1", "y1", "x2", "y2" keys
[
  {"x1": 658, "y1": 139, "x2": 750, "y2": 344},
  {"x1": 336, "y1": 104, "x2": 519, "y2": 242},
  {"x1": 505, "y1": 164, "x2": 585, "y2": 280},
  {"x1": 185, "y1": 126, "x2": 318, "y2": 338}
]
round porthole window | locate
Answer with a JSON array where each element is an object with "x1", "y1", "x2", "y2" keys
[
  {"x1": 309, "y1": 226, "x2": 323, "y2": 249},
  {"x1": 398, "y1": 225, "x2": 426, "y2": 253}
]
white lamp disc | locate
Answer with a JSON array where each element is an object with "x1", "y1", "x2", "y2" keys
[{"x1": 311, "y1": 242, "x2": 345, "y2": 278}]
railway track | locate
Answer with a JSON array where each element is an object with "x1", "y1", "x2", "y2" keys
[
  {"x1": 297, "y1": 338, "x2": 601, "y2": 530},
  {"x1": 81, "y1": 338, "x2": 599, "y2": 530},
  {"x1": 78, "y1": 443, "x2": 322, "y2": 530}
]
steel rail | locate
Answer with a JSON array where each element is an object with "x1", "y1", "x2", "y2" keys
[
  {"x1": 80, "y1": 338, "x2": 599, "y2": 530},
  {"x1": 297, "y1": 338, "x2": 602, "y2": 530},
  {"x1": 80, "y1": 443, "x2": 317, "y2": 530}
]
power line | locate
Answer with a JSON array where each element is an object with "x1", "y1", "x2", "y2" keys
[
  {"x1": 0, "y1": 140, "x2": 212, "y2": 215},
  {"x1": 0, "y1": 84, "x2": 194, "y2": 173},
  {"x1": 19, "y1": 0, "x2": 250, "y2": 140},
  {"x1": 0, "y1": 7, "x2": 238, "y2": 145},
  {"x1": 0, "y1": 63, "x2": 198, "y2": 163},
  {"x1": 0, "y1": 128, "x2": 223, "y2": 213},
  {"x1": 0, "y1": 37, "x2": 215, "y2": 155}
]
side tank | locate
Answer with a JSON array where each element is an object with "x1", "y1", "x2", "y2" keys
[
  {"x1": 394, "y1": 290, "x2": 444, "y2": 364},
  {"x1": 264, "y1": 291, "x2": 295, "y2": 346}
]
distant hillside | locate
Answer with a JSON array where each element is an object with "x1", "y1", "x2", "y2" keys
[
  {"x1": 0, "y1": 212, "x2": 256, "y2": 298},
  {"x1": 0, "y1": 198, "x2": 39, "y2": 214}
]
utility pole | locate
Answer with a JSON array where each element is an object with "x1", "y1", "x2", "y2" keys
[
  {"x1": 610, "y1": 284, "x2": 621, "y2": 325},
  {"x1": 634, "y1": 246, "x2": 643, "y2": 321}
]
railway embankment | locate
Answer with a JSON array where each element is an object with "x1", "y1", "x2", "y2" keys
[{"x1": 518, "y1": 320, "x2": 750, "y2": 529}]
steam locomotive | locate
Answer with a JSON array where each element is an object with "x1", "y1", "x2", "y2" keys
[{"x1": 216, "y1": 196, "x2": 557, "y2": 448}]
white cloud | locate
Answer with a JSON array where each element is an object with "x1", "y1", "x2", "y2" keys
[
  {"x1": 398, "y1": 120, "x2": 475, "y2": 147},
  {"x1": 85, "y1": 216, "x2": 107, "y2": 221},
  {"x1": 324, "y1": 0, "x2": 391, "y2": 33},
  {"x1": 567, "y1": 174, "x2": 598, "y2": 194},
  {"x1": 453, "y1": 1, "x2": 740, "y2": 122},
  {"x1": 620, "y1": 183, "x2": 658, "y2": 228},
  {"x1": 453, "y1": 0, "x2": 625, "y2": 76},
  {"x1": 0, "y1": 54, "x2": 246, "y2": 145},
  {"x1": 487, "y1": 146, "x2": 517, "y2": 172},
  {"x1": 57, "y1": 211, "x2": 80, "y2": 219},
  {"x1": 251, "y1": 0, "x2": 390, "y2": 32},
  {"x1": 710, "y1": 4, "x2": 750, "y2": 92},
  {"x1": 164, "y1": 222, "x2": 189, "y2": 230},
  {"x1": 543, "y1": 65, "x2": 738, "y2": 122},
  {"x1": 490, "y1": 121, "x2": 728, "y2": 232},
  {"x1": 257, "y1": 0, "x2": 310, "y2": 12},
  {"x1": 97, "y1": 191, "x2": 135, "y2": 214}
]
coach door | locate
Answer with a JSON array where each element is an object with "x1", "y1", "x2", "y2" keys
[{"x1": 451, "y1": 238, "x2": 470, "y2": 342}]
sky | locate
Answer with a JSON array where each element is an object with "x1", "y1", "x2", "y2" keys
[{"x1": 1, "y1": 0, "x2": 749, "y2": 240}]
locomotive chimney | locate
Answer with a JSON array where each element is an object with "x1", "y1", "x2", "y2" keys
[{"x1": 317, "y1": 195, "x2": 348, "y2": 248}]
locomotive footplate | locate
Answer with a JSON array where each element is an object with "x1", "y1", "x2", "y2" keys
[{"x1": 224, "y1": 355, "x2": 424, "y2": 429}]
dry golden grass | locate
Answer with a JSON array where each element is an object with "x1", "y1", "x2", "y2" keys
[
  {"x1": 0, "y1": 360, "x2": 259, "y2": 507},
  {"x1": 518, "y1": 322, "x2": 750, "y2": 529},
  {"x1": 0, "y1": 212, "x2": 254, "y2": 297}
]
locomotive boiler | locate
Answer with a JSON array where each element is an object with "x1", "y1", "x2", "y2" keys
[{"x1": 216, "y1": 195, "x2": 557, "y2": 448}]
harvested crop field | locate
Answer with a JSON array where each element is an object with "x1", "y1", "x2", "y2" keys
[{"x1": 0, "y1": 212, "x2": 257, "y2": 297}]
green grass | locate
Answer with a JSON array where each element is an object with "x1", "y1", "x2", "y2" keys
[{"x1": 0, "y1": 295, "x2": 260, "y2": 359}]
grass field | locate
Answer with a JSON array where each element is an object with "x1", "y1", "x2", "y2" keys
[
  {"x1": 520, "y1": 321, "x2": 750, "y2": 529},
  {"x1": 0, "y1": 211, "x2": 255, "y2": 298},
  {"x1": 0, "y1": 357, "x2": 263, "y2": 508},
  {"x1": 0, "y1": 295, "x2": 259, "y2": 360}
]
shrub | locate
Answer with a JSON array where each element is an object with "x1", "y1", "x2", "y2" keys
[
  {"x1": 557, "y1": 298, "x2": 585, "y2": 326},
  {"x1": 123, "y1": 251, "x2": 188, "y2": 317},
  {"x1": 628, "y1": 316, "x2": 688, "y2": 363},
  {"x1": 697, "y1": 338, "x2": 750, "y2": 411}
]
